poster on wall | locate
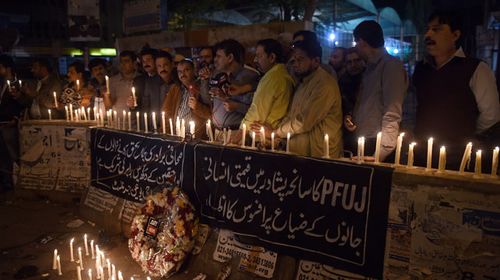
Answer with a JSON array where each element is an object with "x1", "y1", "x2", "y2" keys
[
  {"x1": 18, "y1": 124, "x2": 90, "y2": 193},
  {"x1": 68, "y1": 0, "x2": 101, "y2": 41}
]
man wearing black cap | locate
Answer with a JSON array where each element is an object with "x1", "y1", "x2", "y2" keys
[{"x1": 346, "y1": 20, "x2": 408, "y2": 161}]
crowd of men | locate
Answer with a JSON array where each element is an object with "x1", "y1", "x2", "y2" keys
[{"x1": 1, "y1": 10, "x2": 499, "y2": 192}]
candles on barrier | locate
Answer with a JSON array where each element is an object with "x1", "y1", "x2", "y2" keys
[
  {"x1": 144, "y1": 113, "x2": 148, "y2": 133},
  {"x1": 427, "y1": 137, "x2": 433, "y2": 169},
  {"x1": 407, "y1": 142, "x2": 416, "y2": 167},
  {"x1": 492, "y1": 147, "x2": 499, "y2": 176},
  {"x1": 222, "y1": 129, "x2": 227, "y2": 145},
  {"x1": 181, "y1": 118, "x2": 186, "y2": 138},
  {"x1": 438, "y1": 146, "x2": 446, "y2": 172},
  {"x1": 84, "y1": 234, "x2": 89, "y2": 256},
  {"x1": 48, "y1": 109, "x2": 52, "y2": 120},
  {"x1": 206, "y1": 120, "x2": 213, "y2": 142},
  {"x1": 78, "y1": 247, "x2": 84, "y2": 269},
  {"x1": 162, "y1": 112, "x2": 166, "y2": 134},
  {"x1": 168, "y1": 118, "x2": 174, "y2": 135},
  {"x1": 260, "y1": 127, "x2": 265, "y2": 147},
  {"x1": 69, "y1": 104, "x2": 74, "y2": 121},
  {"x1": 324, "y1": 134, "x2": 330, "y2": 158},
  {"x1": 241, "y1": 124, "x2": 246, "y2": 147},
  {"x1": 251, "y1": 131, "x2": 256, "y2": 148},
  {"x1": 357, "y1": 137, "x2": 365, "y2": 163},
  {"x1": 374, "y1": 132, "x2": 382, "y2": 163},
  {"x1": 132, "y1": 86, "x2": 137, "y2": 107},
  {"x1": 394, "y1": 132, "x2": 405, "y2": 165},
  {"x1": 105, "y1": 75, "x2": 110, "y2": 93},
  {"x1": 136, "y1": 112, "x2": 140, "y2": 132},
  {"x1": 226, "y1": 129, "x2": 231, "y2": 145},
  {"x1": 107, "y1": 259, "x2": 111, "y2": 280},
  {"x1": 175, "y1": 117, "x2": 180, "y2": 136},
  {"x1": 52, "y1": 249, "x2": 58, "y2": 270},
  {"x1": 152, "y1": 112, "x2": 157, "y2": 132},
  {"x1": 19, "y1": 80, "x2": 22, "y2": 88},
  {"x1": 88, "y1": 268, "x2": 92, "y2": 280},
  {"x1": 65, "y1": 106, "x2": 69, "y2": 121},
  {"x1": 459, "y1": 142, "x2": 473, "y2": 173},
  {"x1": 53, "y1": 91, "x2": 58, "y2": 108},
  {"x1": 87, "y1": 108, "x2": 91, "y2": 121},
  {"x1": 271, "y1": 132, "x2": 275, "y2": 152},
  {"x1": 70, "y1": 238, "x2": 75, "y2": 261},
  {"x1": 91, "y1": 240, "x2": 95, "y2": 259},
  {"x1": 475, "y1": 150, "x2": 482, "y2": 176},
  {"x1": 76, "y1": 79, "x2": 80, "y2": 91},
  {"x1": 113, "y1": 111, "x2": 118, "y2": 129},
  {"x1": 286, "y1": 132, "x2": 291, "y2": 153},
  {"x1": 122, "y1": 110, "x2": 126, "y2": 130},
  {"x1": 112, "y1": 264, "x2": 117, "y2": 280},
  {"x1": 118, "y1": 271, "x2": 124, "y2": 280},
  {"x1": 57, "y1": 255, "x2": 62, "y2": 275},
  {"x1": 6, "y1": 80, "x2": 11, "y2": 91},
  {"x1": 77, "y1": 265, "x2": 82, "y2": 280},
  {"x1": 189, "y1": 120, "x2": 195, "y2": 138}
]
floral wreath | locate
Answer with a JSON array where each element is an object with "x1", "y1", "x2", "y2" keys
[{"x1": 128, "y1": 187, "x2": 199, "y2": 278}]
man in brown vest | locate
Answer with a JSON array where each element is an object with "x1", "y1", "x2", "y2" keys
[{"x1": 413, "y1": 10, "x2": 500, "y2": 170}]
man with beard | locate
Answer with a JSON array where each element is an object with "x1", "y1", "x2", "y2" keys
[
  {"x1": 346, "y1": 20, "x2": 408, "y2": 162},
  {"x1": 413, "y1": 10, "x2": 499, "y2": 170},
  {"x1": 88, "y1": 58, "x2": 109, "y2": 114},
  {"x1": 329, "y1": 47, "x2": 347, "y2": 79},
  {"x1": 131, "y1": 47, "x2": 163, "y2": 114},
  {"x1": 339, "y1": 47, "x2": 366, "y2": 153},
  {"x1": 242, "y1": 39, "x2": 294, "y2": 134},
  {"x1": 162, "y1": 59, "x2": 211, "y2": 138},
  {"x1": 261, "y1": 40, "x2": 342, "y2": 158}
]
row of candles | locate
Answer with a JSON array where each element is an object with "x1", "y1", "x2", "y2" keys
[
  {"x1": 348, "y1": 132, "x2": 499, "y2": 177},
  {"x1": 51, "y1": 234, "x2": 148, "y2": 280}
]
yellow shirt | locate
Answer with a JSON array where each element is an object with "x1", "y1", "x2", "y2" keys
[
  {"x1": 241, "y1": 64, "x2": 295, "y2": 129},
  {"x1": 276, "y1": 67, "x2": 343, "y2": 158}
]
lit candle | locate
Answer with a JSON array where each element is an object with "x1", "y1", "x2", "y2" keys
[
  {"x1": 90, "y1": 240, "x2": 95, "y2": 259},
  {"x1": 177, "y1": 117, "x2": 183, "y2": 136},
  {"x1": 206, "y1": 120, "x2": 211, "y2": 141},
  {"x1": 271, "y1": 132, "x2": 275, "y2": 151},
  {"x1": 144, "y1": 113, "x2": 148, "y2": 133},
  {"x1": 426, "y1": 137, "x2": 434, "y2": 169},
  {"x1": 78, "y1": 247, "x2": 84, "y2": 269},
  {"x1": 222, "y1": 128, "x2": 227, "y2": 145},
  {"x1": 169, "y1": 118, "x2": 174, "y2": 135},
  {"x1": 251, "y1": 131, "x2": 256, "y2": 148},
  {"x1": 136, "y1": 112, "x2": 140, "y2": 132},
  {"x1": 226, "y1": 129, "x2": 231, "y2": 144},
  {"x1": 99, "y1": 109, "x2": 103, "y2": 126},
  {"x1": 152, "y1": 112, "x2": 157, "y2": 132},
  {"x1": 53, "y1": 91, "x2": 58, "y2": 107},
  {"x1": 132, "y1": 86, "x2": 137, "y2": 107},
  {"x1": 407, "y1": 142, "x2": 416, "y2": 167},
  {"x1": 65, "y1": 106, "x2": 69, "y2": 121},
  {"x1": 122, "y1": 110, "x2": 126, "y2": 130},
  {"x1": 127, "y1": 112, "x2": 131, "y2": 130},
  {"x1": 475, "y1": 150, "x2": 482, "y2": 176},
  {"x1": 112, "y1": 264, "x2": 116, "y2": 280},
  {"x1": 87, "y1": 107, "x2": 91, "y2": 121},
  {"x1": 438, "y1": 146, "x2": 446, "y2": 172},
  {"x1": 105, "y1": 75, "x2": 110, "y2": 94},
  {"x1": 286, "y1": 132, "x2": 291, "y2": 153},
  {"x1": 113, "y1": 111, "x2": 117, "y2": 129},
  {"x1": 357, "y1": 137, "x2": 365, "y2": 163},
  {"x1": 48, "y1": 109, "x2": 52, "y2": 120},
  {"x1": 77, "y1": 266, "x2": 82, "y2": 280},
  {"x1": 98, "y1": 267, "x2": 104, "y2": 280},
  {"x1": 88, "y1": 268, "x2": 92, "y2": 280},
  {"x1": 394, "y1": 132, "x2": 405, "y2": 165},
  {"x1": 84, "y1": 234, "x2": 89, "y2": 256},
  {"x1": 70, "y1": 238, "x2": 75, "y2": 262},
  {"x1": 492, "y1": 147, "x2": 499, "y2": 176},
  {"x1": 181, "y1": 118, "x2": 186, "y2": 138},
  {"x1": 82, "y1": 107, "x2": 87, "y2": 120},
  {"x1": 76, "y1": 79, "x2": 80, "y2": 91},
  {"x1": 93, "y1": 106, "x2": 97, "y2": 120},
  {"x1": 374, "y1": 132, "x2": 382, "y2": 163},
  {"x1": 189, "y1": 120, "x2": 195, "y2": 138},
  {"x1": 161, "y1": 112, "x2": 166, "y2": 134},
  {"x1": 57, "y1": 255, "x2": 62, "y2": 275},
  {"x1": 52, "y1": 249, "x2": 58, "y2": 270},
  {"x1": 6, "y1": 80, "x2": 11, "y2": 91},
  {"x1": 324, "y1": 134, "x2": 330, "y2": 158},
  {"x1": 459, "y1": 142, "x2": 473, "y2": 173},
  {"x1": 69, "y1": 104, "x2": 73, "y2": 121},
  {"x1": 260, "y1": 127, "x2": 265, "y2": 147},
  {"x1": 106, "y1": 259, "x2": 111, "y2": 280},
  {"x1": 118, "y1": 271, "x2": 123, "y2": 280},
  {"x1": 19, "y1": 80, "x2": 22, "y2": 88},
  {"x1": 241, "y1": 124, "x2": 246, "y2": 147}
]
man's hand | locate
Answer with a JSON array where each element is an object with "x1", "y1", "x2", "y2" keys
[
  {"x1": 228, "y1": 84, "x2": 251, "y2": 96},
  {"x1": 250, "y1": 121, "x2": 274, "y2": 139},
  {"x1": 198, "y1": 67, "x2": 212, "y2": 81},
  {"x1": 210, "y1": 87, "x2": 228, "y2": 100},
  {"x1": 344, "y1": 115, "x2": 357, "y2": 132},
  {"x1": 126, "y1": 95, "x2": 136, "y2": 109},
  {"x1": 223, "y1": 100, "x2": 240, "y2": 112},
  {"x1": 188, "y1": 96, "x2": 198, "y2": 110}
]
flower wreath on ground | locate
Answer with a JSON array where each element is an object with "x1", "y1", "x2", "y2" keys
[{"x1": 128, "y1": 187, "x2": 199, "y2": 278}]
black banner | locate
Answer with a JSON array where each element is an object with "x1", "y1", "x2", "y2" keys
[
  {"x1": 90, "y1": 128, "x2": 186, "y2": 202},
  {"x1": 192, "y1": 144, "x2": 393, "y2": 279}
]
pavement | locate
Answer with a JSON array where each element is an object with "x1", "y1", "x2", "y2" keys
[{"x1": 0, "y1": 191, "x2": 144, "y2": 280}]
